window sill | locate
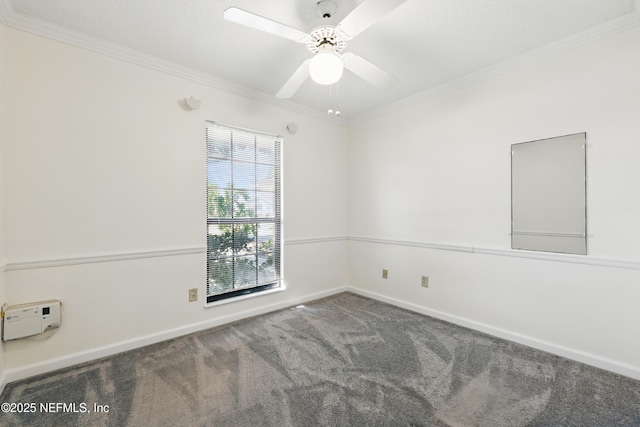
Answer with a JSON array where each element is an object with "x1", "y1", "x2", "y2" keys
[{"x1": 204, "y1": 284, "x2": 285, "y2": 308}]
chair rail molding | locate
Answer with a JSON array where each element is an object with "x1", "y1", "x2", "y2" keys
[
  {"x1": 349, "y1": 236, "x2": 640, "y2": 270},
  {"x1": 5, "y1": 247, "x2": 206, "y2": 271}
]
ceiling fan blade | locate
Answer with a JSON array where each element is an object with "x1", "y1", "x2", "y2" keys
[
  {"x1": 342, "y1": 53, "x2": 397, "y2": 89},
  {"x1": 276, "y1": 59, "x2": 312, "y2": 98},
  {"x1": 224, "y1": 7, "x2": 309, "y2": 43},
  {"x1": 336, "y1": 0, "x2": 408, "y2": 39}
]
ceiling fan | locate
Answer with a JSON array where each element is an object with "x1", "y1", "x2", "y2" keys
[{"x1": 224, "y1": 0, "x2": 407, "y2": 98}]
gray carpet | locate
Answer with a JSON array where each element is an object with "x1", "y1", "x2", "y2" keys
[{"x1": 1, "y1": 292, "x2": 639, "y2": 426}]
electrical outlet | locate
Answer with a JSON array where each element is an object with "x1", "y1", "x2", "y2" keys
[
  {"x1": 421, "y1": 276, "x2": 429, "y2": 288},
  {"x1": 189, "y1": 288, "x2": 198, "y2": 302},
  {"x1": 382, "y1": 269, "x2": 388, "y2": 279}
]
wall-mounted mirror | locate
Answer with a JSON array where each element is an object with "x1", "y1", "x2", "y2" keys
[{"x1": 511, "y1": 132, "x2": 587, "y2": 255}]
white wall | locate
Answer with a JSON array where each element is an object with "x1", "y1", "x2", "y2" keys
[
  {"x1": 3, "y1": 14, "x2": 640, "y2": 387},
  {"x1": 348, "y1": 25, "x2": 640, "y2": 379},
  {"x1": 0, "y1": 20, "x2": 7, "y2": 388},
  {"x1": 3, "y1": 28, "x2": 348, "y2": 378}
]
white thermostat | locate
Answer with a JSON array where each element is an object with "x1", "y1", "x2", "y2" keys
[{"x1": 2, "y1": 299, "x2": 61, "y2": 341}]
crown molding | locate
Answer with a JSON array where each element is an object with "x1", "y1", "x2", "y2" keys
[
  {"x1": 1, "y1": 0, "x2": 639, "y2": 127},
  {"x1": 349, "y1": 3, "x2": 640, "y2": 125},
  {"x1": 0, "y1": 0, "x2": 9, "y2": 25},
  {"x1": 0, "y1": 0, "x2": 347, "y2": 126}
]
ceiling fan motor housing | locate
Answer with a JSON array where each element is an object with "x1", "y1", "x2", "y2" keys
[
  {"x1": 307, "y1": 26, "x2": 347, "y2": 53},
  {"x1": 223, "y1": 0, "x2": 403, "y2": 98}
]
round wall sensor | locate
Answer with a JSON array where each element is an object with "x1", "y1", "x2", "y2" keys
[
  {"x1": 185, "y1": 96, "x2": 201, "y2": 110},
  {"x1": 286, "y1": 122, "x2": 298, "y2": 134}
]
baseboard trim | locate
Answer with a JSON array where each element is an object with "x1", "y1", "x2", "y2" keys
[
  {"x1": 0, "y1": 370, "x2": 8, "y2": 396},
  {"x1": 1, "y1": 286, "x2": 348, "y2": 388},
  {"x1": 3, "y1": 285, "x2": 638, "y2": 392},
  {"x1": 346, "y1": 286, "x2": 640, "y2": 381}
]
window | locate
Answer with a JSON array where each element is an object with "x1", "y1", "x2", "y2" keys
[{"x1": 206, "y1": 122, "x2": 282, "y2": 303}]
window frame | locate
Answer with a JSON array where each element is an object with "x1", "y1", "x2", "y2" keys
[{"x1": 206, "y1": 121, "x2": 282, "y2": 304}]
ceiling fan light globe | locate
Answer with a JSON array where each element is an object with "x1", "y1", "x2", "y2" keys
[{"x1": 309, "y1": 52, "x2": 344, "y2": 85}]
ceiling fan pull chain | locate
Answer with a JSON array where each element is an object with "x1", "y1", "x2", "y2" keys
[{"x1": 335, "y1": 82, "x2": 341, "y2": 117}]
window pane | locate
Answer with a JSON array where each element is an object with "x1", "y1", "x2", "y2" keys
[
  {"x1": 233, "y1": 162, "x2": 255, "y2": 191},
  {"x1": 233, "y1": 132, "x2": 255, "y2": 162},
  {"x1": 208, "y1": 188, "x2": 233, "y2": 219},
  {"x1": 256, "y1": 191, "x2": 274, "y2": 217},
  {"x1": 207, "y1": 128, "x2": 231, "y2": 158},
  {"x1": 208, "y1": 159, "x2": 231, "y2": 189},
  {"x1": 233, "y1": 224, "x2": 256, "y2": 255},
  {"x1": 207, "y1": 224, "x2": 233, "y2": 257},
  {"x1": 256, "y1": 136, "x2": 275, "y2": 164},
  {"x1": 208, "y1": 259, "x2": 233, "y2": 294},
  {"x1": 234, "y1": 255, "x2": 257, "y2": 287},
  {"x1": 257, "y1": 223, "x2": 275, "y2": 252},
  {"x1": 256, "y1": 164, "x2": 274, "y2": 191},
  {"x1": 258, "y1": 253, "x2": 276, "y2": 283},
  {"x1": 233, "y1": 190, "x2": 256, "y2": 218}
]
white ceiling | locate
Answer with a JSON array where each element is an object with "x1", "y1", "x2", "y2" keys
[{"x1": 1, "y1": 0, "x2": 638, "y2": 121}]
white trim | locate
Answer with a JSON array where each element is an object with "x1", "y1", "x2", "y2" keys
[
  {"x1": 349, "y1": 236, "x2": 474, "y2": 253},
  {"x1": 5, "y1": 247, "x2": 206, "y2": 271},
  {"x1": 204, "y1": 284, "x2": 286, "y2": 308},
  {"x1": 0, "y1": 0, "x2": 638, "y2": 125},
  {"x1": 2, "y1": 286, "x2": 347, "y2": 386},
  {"x1": 472, "y1": 246, "x2": 640, "y2": 270},
  {"x1": 285, "y1": 236, "x2": 348, "y2": 246},
  {"x1": 6, "y1": 235, "x2": 640, "y2": 272},
  {"x1": 349, "y1": 236, "x2": 640, "y2": 270},
  {"x1": 350, "y1": 7, "x2": 640, "y2": 124},
  {"x1": 0, "y1": 0, "x2": 344, "y2": 126},
  {"x1": 2, "y1": 236, "x2": 349, "y2": 271},
  {"x1": 2, "y1": 284, "x2": 638, "y2": 387},
  {"x1": 0, "y1": 370, "x2": 7, "y2": 396},
  {"x1": 346, "y1": 286, "x2": 640, "y2": 381},
  {"x1": 0, "y1": 0, "x2": 10, "y2": 25}
]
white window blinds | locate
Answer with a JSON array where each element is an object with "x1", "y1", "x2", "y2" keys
[{"x1": 206, "y1": 122, "x2": 282, "y2": 302}]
